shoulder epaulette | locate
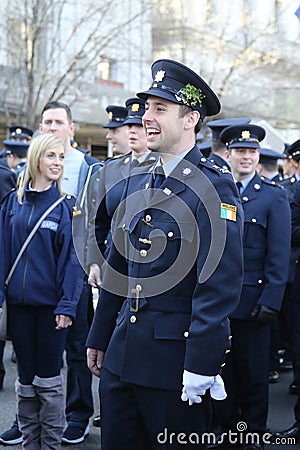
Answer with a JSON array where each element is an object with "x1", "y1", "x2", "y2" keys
[
  {"x1": 261, "y1": 177, "x2": 283, "y2": 188},
  {"x1": 199, "y1": 157, "x2": 231, "y2": 175}
]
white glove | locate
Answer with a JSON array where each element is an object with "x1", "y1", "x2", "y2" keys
[{"x1": 181, "y1": 370, "x2": 227, "y2": 406}]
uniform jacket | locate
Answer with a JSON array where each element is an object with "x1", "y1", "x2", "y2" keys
[
  {"x1": 86, "y1": 152, "x2": 157, "y2": 266},
  {"x1": 209, "y1": 153, "x2": 231, "y2": 171},
  {"x1": 0, "y1": 183, "x2": 83, "y2": 319},
  {"x1": 230, "y1": 172, "x2": 291, "y2": 320},
  {"x1": 290, "y1": 181, "x2": 300, "y2": 303},
  {"x1": 87, "y1": 146, "x2": 244, "y2": 390},
  {"x1": 71, "y1": 153, "x2": 103, "y2": 270},
  {"x1": 279, "y1": 176, "x2": 300, "y2": 283}
]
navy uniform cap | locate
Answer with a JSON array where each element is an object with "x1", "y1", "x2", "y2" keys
[
  {"x1": 206, "y1": 117, "x2": 251, "y2": 139},
  {"x1": 287, "y1": 139, "x2": 300, "y2": 161},
  {"x1": 137, "y1": 59, "x2": 221, "y2": 119},
  {"x1": 103, "y1": 105, "x2": 127, "y2": 128},
  {"x1": 3, "y1": 139, "x2": 29, "y2": 156},
  {"x1": 259, "y1": 147, "x2": 286, "y2": 165},
  {"x1": 9, "y1": 125, "x2": 33, "y2": 140},
  {"x1": 219, "y1": 124, "x2": 265, "y2": 149},
  {"x1": 123, "y1": 97, "x2": 146, "y2": 126}
]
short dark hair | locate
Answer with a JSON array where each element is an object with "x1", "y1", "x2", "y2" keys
[
  {"x1": 178, "y1": 104, "x2": 203, "y2": 134},
  {"x1": 41, "y1": 101, "x2": 73, "y2": 123}
]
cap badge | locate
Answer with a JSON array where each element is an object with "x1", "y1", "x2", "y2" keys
[
  {"x1": 132, "y1": 103, "x2": 140, "y2": 112},
  {"x1": 241, "y1": 130, "x2": 250, "y2": 139},
  {"x1": 182, "y1": 167, "x2": 192, "y2": 176},
  {"x1": 154, "y1": 70, "x2": 165, "y2": 82},
  {"x1": 16, "y1": 128, "x2": 22, "y2": 135},
  {"x1": 108, "y1": 112, "x2": 113, "y2": 121}
]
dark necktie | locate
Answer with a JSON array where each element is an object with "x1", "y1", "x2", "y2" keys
[
  {"x1": 152, "y1": 166, "x2": 165, "y2": 189},
  {"x1": 236, "y1": 181, "x2": 243, "y2": 195}
]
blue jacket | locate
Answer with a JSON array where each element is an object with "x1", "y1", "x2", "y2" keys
[
  {"x1": 0, "y1": 183, "x2": 83, "y2": 319},
  {"x1": 86, "y1": 146, "x2": 244, "y2": 390},
  {"x1": 231, "y1": 173, "x2": 291, "y2": 319}
]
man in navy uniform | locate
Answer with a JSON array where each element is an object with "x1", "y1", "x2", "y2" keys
[
  {"x1": 257, "y1": 147, "x2": 285, "y2": 183},
  {"x1": 211, "y1": 124, "x2": 291, "y2": 450},
  {"x1": 0, "y1": 140, "x2": 29, "y2": 202},
  {"x1": 206, "y1": 118, "x2": 251, "y2": 171},
  {"x1": 86, "y1": 59, "x2": 244, "y2": 450},
  {"x1": 275, "y1": 169, "x2": 300, "y2": 441},
  {"x1": 103, "y1": 105, "x2": 130, "y2": 158}
]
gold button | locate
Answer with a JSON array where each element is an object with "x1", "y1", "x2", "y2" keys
[
  {"x1": 200, "y1": 157, "x2": 206, "y2": 162},
  {"x1": 140, "y1": 249, "x2": 147, "y2": 257},
  {"x1": 251, "y1": 218, "x2": 257, "y2": 223},
  {"x1": 145, "y1": 215, "x2": 151, "y2": 222},
  {"x1": 225, "y1": 349, "x2": 230, "y2": 354},
  {"x1": 183, "y1": 331, "x2": 189, "y2": 338},
  {"x1": 168, "y1": 231, "x2": 174, "y2": 238},
  {"x1": 258, "y1": 279, "x2": 263, "y2": 284},
  {"x1": 228, "y1": 335, "x2": 232, "y2": 340},
  {"x1": 130, "y1": 315, "x2": 137, "y2": 323},
  {"x1": 136, "y1": 284, "x2": 142, "y2": 291},
  {"x1": 221, "y1": 362, "x2": 226, "y2": 367},
  {"x1": 104, "y1": 239, "x2": 108, "y2": 245},
  {"x1": 122, "y1": 223, "x2": 126, "y2": 229},
  {"x1": 66, "y1": 195, "x2": 72, "y2": 199}
]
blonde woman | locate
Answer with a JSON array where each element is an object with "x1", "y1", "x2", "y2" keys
[{"x1": 0, "y1": 133, "x2": 83, "y2": 449}]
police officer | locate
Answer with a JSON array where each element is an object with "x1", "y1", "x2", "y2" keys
[
  {"x1": 0, "y1": 140, "x2": 29, "y2": 202},
  {"x1": 257, "y1": 147, "x2": 285, "y2": 183},
  {"x1": 103, "y1": 105, "x2": 130, "y2": 158},
  {"x1": 211, "y1": 124, "x2": 291, "y2": 450},
  {"x1": 86, "y1": 59, "x2": 244, "y2": 450},
  {"x1": 206, "y1": 117, "x2": 251, "y2": 171},
  {"x1": 275, "y1": 176, "x2": 300, "y2": 441}
]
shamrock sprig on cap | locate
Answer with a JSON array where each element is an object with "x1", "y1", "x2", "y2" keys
[{"x1": 176, "y1": 83, "x2": 206, "y2": 108}]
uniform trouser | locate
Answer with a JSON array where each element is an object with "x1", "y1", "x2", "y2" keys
[
  {"x1": 65, "y1": 278, "x2": 94, "y2": 426},
  {"x1": 213, "y1": 319, "x2": 271, "y2": 435},
  {"x1": 290, "y1": 300, "x2": 300, "y2": 424},
  {"x1": 100, "y1": 368, "x2": 210, "y2": 450}
]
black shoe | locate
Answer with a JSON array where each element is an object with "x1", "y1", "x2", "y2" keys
[
  {"x1": 0, "y1": 423, "x2": 23, "y2": 445},
  {"x1": 289, "y1": 382, "x2": 300, "y2": 395},
  {"x1": 268, "y1": 370, "x2": 280, "y2": 383},
  {"x1": 274, "y1": 423, "x2": 300, "y2": 439},
  {"x1": 62, "y1": 424, "x2": 89, "y2": 444},
  {"x1": 92, "y1": 415, "x2": 101, "y2": 427}
]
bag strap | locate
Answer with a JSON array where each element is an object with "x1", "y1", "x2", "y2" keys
[{"x1": 5, "y1": 195, "x2": 66, "y2": 286}]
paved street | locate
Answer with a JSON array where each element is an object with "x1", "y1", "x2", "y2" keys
[{"x1": 0, "y1": 340, "x2": 298, "y2": 449}]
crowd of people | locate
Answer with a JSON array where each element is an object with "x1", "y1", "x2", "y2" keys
[{"x1": 0, "y1": 58, "x2": 299, "y2": 450}]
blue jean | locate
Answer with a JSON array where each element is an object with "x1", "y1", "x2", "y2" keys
[{"x1": 65, "y1": 278, "x2": 94, "y2": 426}]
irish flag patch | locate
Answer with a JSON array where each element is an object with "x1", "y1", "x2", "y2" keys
[{"x1": 220, "y1": 203, "x2": 237, "y2": 222}]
